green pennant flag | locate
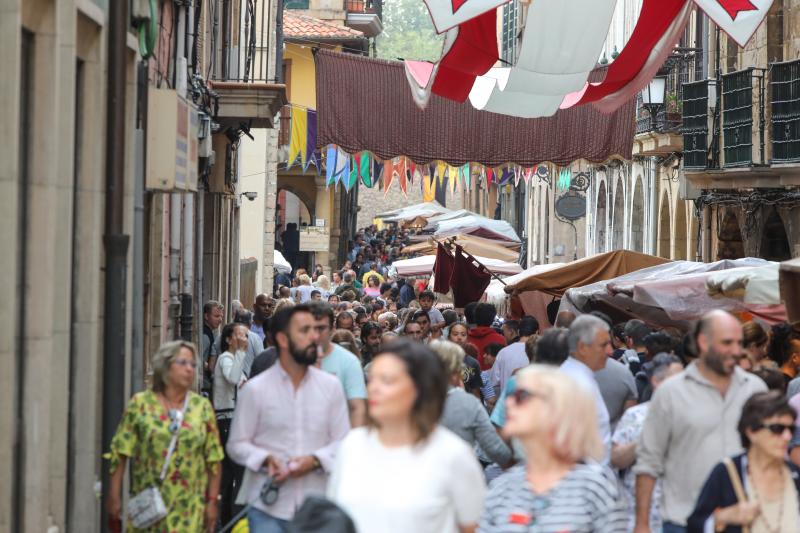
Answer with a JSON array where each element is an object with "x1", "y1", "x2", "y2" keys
[{"x1": 359, "y1": 152, "x2": 372, "y2": 187}]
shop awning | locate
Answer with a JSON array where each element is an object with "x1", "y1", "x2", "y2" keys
[
  {"x1": 781, "y1": 258, "x2": 800, "y2": 324},
  {"x1": 315, "y1": 49, "x2": 636, "y2": 167},
  {"x1": 401, "y1": 234, "x2": 520, "y2": 262},
  {"x1": 391, "y1": 254, "x2": 523, "y2": 277},
  {"x1": 505, "y1": 250, "x2": 670, "y2": 298},
  {"x1": 377, "y1": 201, "x2": 450, "y2": 223}
]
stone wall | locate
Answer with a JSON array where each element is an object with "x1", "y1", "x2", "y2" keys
[{"x1": 356, "y1": 179, "x2": 465, "y2": 230}]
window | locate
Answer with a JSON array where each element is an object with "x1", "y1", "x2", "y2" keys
[{"x1": 501, "y1": 0, "x2": 519, "y2": 64}]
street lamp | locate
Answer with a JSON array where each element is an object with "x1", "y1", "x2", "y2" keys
[{"x1": 641, "y1": 75, "x2": 667, "y2": 131}]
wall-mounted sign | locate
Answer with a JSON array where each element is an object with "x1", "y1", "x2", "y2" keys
[
  {"x1": 555, "y1": 193, "x2": 587, "y2": 221},
  {"x1": 299, "y1": 227, "x2": 330, "y2": 252}
]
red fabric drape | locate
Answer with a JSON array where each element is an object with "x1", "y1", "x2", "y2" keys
[
  {"x1": 451, "y1": 245, "x2": 492, "y2": 307},
  {"x1": 433, "y1": 242, "x2": 455, "y2": 294}
]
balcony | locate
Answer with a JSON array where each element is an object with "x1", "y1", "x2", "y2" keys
[
  {"x1": 209, "y1": 0, "x2": 287, "y2": 129},
  {"x1": 771, "y1": 59, "x2": 800, "y2": 164},
  {"x1": 721, "y1": 68, "x2": 765, "y2": 168},
  {"x1": 682, "y1": 79, "x2": 711, "y2": 170},
  {"x1": 346, "y1": 0, "x2": 383, "y2": 37}
]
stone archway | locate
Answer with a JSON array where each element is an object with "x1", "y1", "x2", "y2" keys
[
  {"x1": 595, "y1": 180, "x2": 608, "y2": 253},
  {"x1": 657, "y1": 192, "x2": 672, "y2": 258},
  {"x1": 674, "y1": 200, "x2": 688, "y2": 260},
  {"x1": 760, "y1": 209, "x2": 791, "y2": 261},
  {"x1": 611, "y1": 177, "x2": 625, "y2": 250},
  {"x1": 717, "y1": 209, "x2": 745, "y2": 260},
  {"x1": 630, "y1": 177, "x2": 645, "y2": 252}
]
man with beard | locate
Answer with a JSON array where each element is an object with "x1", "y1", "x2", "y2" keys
[
  {"x1": 309, "y1": 303, "x2": 367, "y2": 427},
  {"x1": 227, "y1": 305, "x2": 350, "y2": 532},
  {"x1": 633, "y1": 310, "x2": 766, "y2": 533}
]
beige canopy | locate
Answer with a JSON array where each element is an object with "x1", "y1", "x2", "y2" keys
[
  {"x1": 401, "y1": 234, "x2": 520, "y2": 262},
  {"x1": 505, "y1": 250, "x2": 671, "y2": 297}
]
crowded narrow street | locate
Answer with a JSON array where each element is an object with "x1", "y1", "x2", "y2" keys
[{"x1": 4, "y1": 0, "x2": 800, "y2": 532}]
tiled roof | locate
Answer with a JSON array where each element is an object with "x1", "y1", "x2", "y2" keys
[{"x1": 284, "y1": 12, "x2": 364, "y2": 40}]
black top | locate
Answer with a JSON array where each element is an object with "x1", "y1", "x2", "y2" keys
[{"x1": 687, "y1": 453, "x2": 800, "y2": 533}]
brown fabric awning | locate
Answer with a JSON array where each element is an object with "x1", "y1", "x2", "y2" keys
[
  {"x1": 315, "y1": 49, "x2": 636, "y2": 167},
  {"x1": 506, "y1": 250, "x2": 671, "y2": 298}
]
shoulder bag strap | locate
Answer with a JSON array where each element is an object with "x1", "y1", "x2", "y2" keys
[
  {"x1": 158, "y1": 394, "x2": 190, "y2": 483},
  {"x1": 723, "y1": 457, "x2": 750, "y2": 533}
]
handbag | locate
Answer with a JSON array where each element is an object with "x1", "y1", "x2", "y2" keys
[
  {"x1": 286, "y1": 496, "x2": 357, "y2": 533},
  {"x1": 723, "y1": 457, "x2": 751, "y2": 533},
  {"x1": 127, "y1": 394, "x2": 190, "y2": 529}
]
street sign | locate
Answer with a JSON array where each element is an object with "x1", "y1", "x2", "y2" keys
[
  {"x1": 555, "y1": 193, "x2": 587, "y2": 220},
  {"x1": 299, "y1": 227, "x2": 329, "y2": 252}
]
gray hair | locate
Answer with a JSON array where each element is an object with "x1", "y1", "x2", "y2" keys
[
  {"x1": 651, "y1": 353, "x2": 683, "y2": 381},
  {"x1": 151, "y1": 340, "x2": 197, "y2": 392},
  {"x1": 429, "y1": 339, "x2": 466, "y2": 376},
  {"x1": 567, "y1": 315, "x2": 610, "y2": 354}
]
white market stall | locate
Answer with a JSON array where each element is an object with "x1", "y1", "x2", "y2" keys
[{"x1": 389, "y1": 254, "x2": 523, "y2": 278}]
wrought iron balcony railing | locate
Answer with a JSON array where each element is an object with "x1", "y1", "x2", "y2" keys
[
  {"x1": 721, "y1": 68, "x2": 765, "y2": 168},
  {"x1": 209, "y1": 0, "x2": 274, "y2": 83},
  {"x1": 771, "y1": 59, "x2": 800, "y2": 164}
]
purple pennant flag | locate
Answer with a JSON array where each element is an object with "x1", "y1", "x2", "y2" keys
[
  {"x1": 305, "y1": 110, "x2": 318, "y2": 172},
  {"x1": 498, "y1": 166, "x2": 514, "y2": 185}
]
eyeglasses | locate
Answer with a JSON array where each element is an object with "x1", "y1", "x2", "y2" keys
[
  {"x1": 753, "y1": 423, "x2": 795, "y2": 436},
  {"x1": 509, "y1": 388, "x2": 544, "y2": 406},
  {"x1": 260, "y1": 476, "x2": 281, "y2": 506},
  {"x1": 173, "y1": 359, "x2": 198, "y2": 368}
]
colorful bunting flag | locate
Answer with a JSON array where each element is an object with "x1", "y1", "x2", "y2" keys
[{"x1": 287, "y1": 107, "x2": 308, "y2": 169}]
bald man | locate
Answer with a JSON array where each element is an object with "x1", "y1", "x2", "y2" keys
[
  {"x1": 633, "y1": 311, "x2": 767, "y2": 533},
  {"x1": 251, "y1": 293, "x2": 274, "y2": 343}
]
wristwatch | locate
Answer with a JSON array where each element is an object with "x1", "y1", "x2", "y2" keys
[{"x1": 311, "y1": 455, "x2": 322, "y2": 471}]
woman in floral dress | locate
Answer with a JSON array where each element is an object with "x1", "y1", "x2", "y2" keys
[{"x1": 107, "y1": 340, "x2": 224, "y2": 532}]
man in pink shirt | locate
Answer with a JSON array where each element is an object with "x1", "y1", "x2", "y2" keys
[{"x1": 227, "y1": 305, "x2": 351, "y2": 532}]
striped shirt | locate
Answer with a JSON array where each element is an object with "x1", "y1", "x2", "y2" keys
[{"x1": 478, "y1": 463, "x2": 627, "y2": 533}]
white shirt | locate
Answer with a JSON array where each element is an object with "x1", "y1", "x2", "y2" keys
[
  {"x1": 560, "y1": 356, "x2": 611, "y2": 464},
  {"x1": 213, "y1": 350, "x2": 246, "y2": 414},
  {"x1": 226, "y1": 363, "x2": 350, "y2": 520},
  {"x1": 490, "y1": 342, "x2": 529, "y2": 395},
  {"x1": 328, "y1": 426, "x2": 486, "y2": 533}
]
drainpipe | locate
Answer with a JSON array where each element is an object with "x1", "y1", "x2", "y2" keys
[
  {"x1": 101, "y1": 0, "x2": 130, "y2": 528},
  {"x1": 170, "y1": 2, "x2": 186, "y2": 339},
  {"x1": 131, "y1": 61, "x2": 148, "y2": 392}
]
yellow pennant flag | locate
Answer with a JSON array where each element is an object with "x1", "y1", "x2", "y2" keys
[{"x1": 287, "y1": 107, "x2": 308, "y2": 169}]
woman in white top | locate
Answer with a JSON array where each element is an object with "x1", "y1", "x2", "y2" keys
[
  {"x1": 213, "y1": 323, "x2": 248, "y2": 418},
  {"x1": 328, "y1": 338, "x2": 486, "y2": 533}
]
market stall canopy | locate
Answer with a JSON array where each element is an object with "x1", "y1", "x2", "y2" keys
[
  {"x1": 377, "y1": 202, "x2": 450, "y2": 224},
  {"x1": 486, "y1": 263, "x2": 564, "y2": 311},
  {"x1": 780, "y1": 258, "x2": 800, "y2": 324},
  {"x1": 558, "y1": 258, "x2": 775, "y2": 327},
  {"x1": 401, "y1": 234, "x2": 520, "y2": 262},
  {"x1": 425, "y1": 211, "x2": 521, "y2": 242},
  {"x1": 315, "y1": 49, "x2": 636, "y2": 167},
  {"x1": 706, "y1": 263, "x2": 781, "y2": 305},
  {"x1": 391, "y1": 254, "x2": 523, "y2": 277},
  {"x1": 274, "y1": 250, "x2": 292, "y2": 274},
  {"x1": 632, "y1": 262, "x2": 785, "y2": 324},
  {"x1": 505, "y1": 250, "x2": 670, "y2": 297}
]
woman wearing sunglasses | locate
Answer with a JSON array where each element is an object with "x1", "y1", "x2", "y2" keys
[
  {"x1": 687, "y1": 391, "x2": 800, "y2": 532},
  {"x1": 106, "y1": 340, "x2": 224, "y2": 532},
  {"x1": 479, "y1": 365, "x2": 627, "y2": 532}
]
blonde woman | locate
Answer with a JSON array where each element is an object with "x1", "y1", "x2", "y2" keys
[
  {"x1": 107, "y1": 341, "x2": 223, "y2": 532},
  {"x1": 295, "y1": 274, "x2": 315, "y2": 303},
  {"x1": 314, "y1": 274, "x2": 332, "y2": 299},
  {"x1": 479, "y1": 365, "x2": 626, "y2": 532},
  {"x1": 430, "y1": 340, "x2": 512, "y2": 468}
]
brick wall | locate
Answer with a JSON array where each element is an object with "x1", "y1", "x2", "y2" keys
[{"x1": 356, "y1": 180, "x2": 465, "y2": 229}]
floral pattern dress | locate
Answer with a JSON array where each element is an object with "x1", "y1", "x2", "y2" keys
[{"x1": 109, "y1": 390, "x2": 224, "y2": 532}]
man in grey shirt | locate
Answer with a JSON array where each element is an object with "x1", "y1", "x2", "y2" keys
[
  {"x1": 633, "y1": 310, "x2": 766, "y2": 533},
  {"x1": 595, "y1": 354, "x2": 638, "y2": 429}
]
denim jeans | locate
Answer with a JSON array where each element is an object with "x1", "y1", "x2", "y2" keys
[
  {"x1": 248, "y1": 507, "x2": 289, "y2": 533},
  {"x1": 662, "y1": 522, "x2": 688, "y2": 533}
]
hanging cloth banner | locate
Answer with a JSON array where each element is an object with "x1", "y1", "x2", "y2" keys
[
  {"x1": 513, "y1": 166, "x2": 521, "y2": 187},
  {"x1": 451, "y1": 245, "x2": 492, "y2": 308},
  {"x1": 694, "y1": 0, "x2": 774, "y2": 46},
  {"x1": 436, "y1": 162, "x2": 447, "y2": 187},
  {"x1": 358, "y1": 152, "x2": 372, "y2": 187},
  {"x1": 372, "y1": 158, "x2": 383, "y2": 188},
  {"x1": 304, "y1": 109, "x2": 319, "y2": 171},
  {"x1": 423, "y1": 0, "x2": 511, "y2": 33},
  {"x1": 498, "y1": 167, "x2": 514, "y2": 186},
  {"x1": 344, "y1": 154, "x2": 358, "y2": 191},
  {"x1": 467, "y1": 0, "x2": 617, "y2": 118},
  {"x1": 325, "y1": 145, "x2": 338, "y2": 186},
  {"x1": 287, "y1": 107, "x2": 308, "y2": 169},
  {"x1": 522, "y1": 167, "x2": 533, "y2": 185},
  {"x1": 562, "y1": 0, "x2": 688, "y2": 110},
  {"x1": 423, "y1": 174, "x2": 436, "y2": 202},
  {"x1": 433, "y1": 242, "x2": 455, "y2": 294},
  {"x1": 382, "y1": 159, "x2": 395, "y2": 196},
  {"x1": 557, "y1": 168, "x2": 572, "y2": 190},
  {"x1": 404, "y1": 7, "x2": 499, "y2": 107}
]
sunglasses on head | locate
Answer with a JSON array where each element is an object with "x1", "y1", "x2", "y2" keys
[
  {"x1": 753, "y1": 423, "x2": 795, "y2": 436},
  {"x1": 509, "y1": 388, "x2": 543, "y2": 405}
]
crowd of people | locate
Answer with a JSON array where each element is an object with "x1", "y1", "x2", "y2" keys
[{"x1": 105, "y1": 223, "x2": 800, "y2": 533}]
